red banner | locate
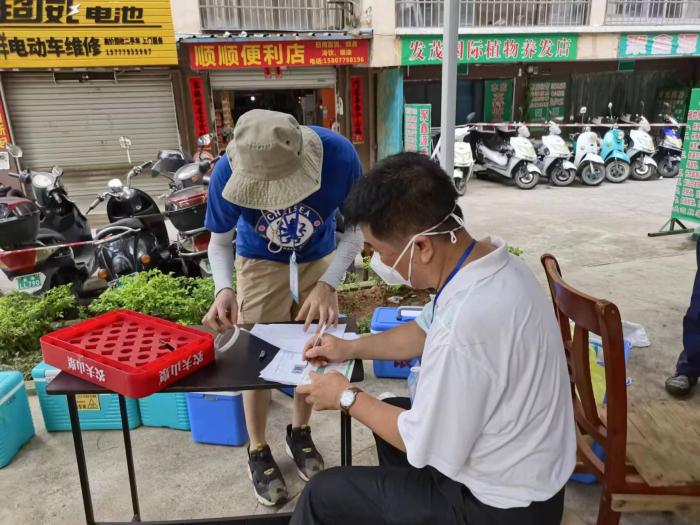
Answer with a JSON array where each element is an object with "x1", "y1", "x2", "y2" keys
[
  {"x1": 0, "y1": 98, "x2": 10, "y2": 149},
  {"x1": 350, "y1": 76, "x2": 364, "y2": 145},
  {"x1": 189, "y1": 39, "x2": 369, "y2": 70},
  {"x1": 188, "y1": 76, "x2": 209, "y2": 138}
]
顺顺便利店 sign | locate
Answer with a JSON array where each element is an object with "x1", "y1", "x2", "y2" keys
[
  {"x1": 401, "y1": 35, "x2": 578, "y2": 65},
  {"x1": 189, "y1": 39, "x2": 370, "y2": 70},
  {"x1": 0, "y1": 0, "x2": 177, "y2": 68}
]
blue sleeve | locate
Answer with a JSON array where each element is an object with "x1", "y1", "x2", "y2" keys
[{"x1": 205, "y1": 157, "x2": 241, "y2": 233}]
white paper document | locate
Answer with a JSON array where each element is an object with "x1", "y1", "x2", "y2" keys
[
  {"x1": 250, "y1": 323, "x2": 346, "y2": 353},
  {"x1": 255, "y1": 324, "x2": 356, "y2": 386}
]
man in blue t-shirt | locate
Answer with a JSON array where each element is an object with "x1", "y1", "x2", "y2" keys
[{"x1": 202, "y1": 109, "x2": 364, "y2": 506}]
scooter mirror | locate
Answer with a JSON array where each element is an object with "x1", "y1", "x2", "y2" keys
[
  {"x1": 118, "y1": 136, "x2": 132, "y2": 149},
  {"x1": 608, "y1": 102, "x2": 613, "y2": 109},
  {"x1": 197, "y1": 134, "x2": 213, "y2": 147},
  {"x1": 51, "y1": 166, "x2": 64, "y2": 177},
  {"x1": 108, "y1": 178, "x2": 124, "y2": 193},
  {"x1": 6, "y1": 143, "x2": 22, "y2": 158},
  {"x1": 580, "y1": 107, "x2": 587, "y2": 115},
  {"x1": 466, "y1": 112, "x2": 476, "y2": 123}
]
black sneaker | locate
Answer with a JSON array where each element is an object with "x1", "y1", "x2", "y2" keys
[
  {"x1": 285, "y1": 424, "x2": 324, "y2": 482},
  {"x1": 247, "y1": 444, "x2": 288, "y2": 507},
  {"x1": 665, "y1": 374, "x2": 698, "y2": 397}
]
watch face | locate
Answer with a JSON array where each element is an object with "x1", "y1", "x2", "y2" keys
[{"x1": 340, "y1": 389, "x2": 355, "y2": 409}]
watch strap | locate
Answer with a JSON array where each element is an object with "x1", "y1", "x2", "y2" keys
[{"x1": 341, "y1": 387, "x2": 362, "y2": 415}]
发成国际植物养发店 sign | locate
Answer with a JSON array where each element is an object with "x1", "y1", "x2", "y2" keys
[
  {"x1": 401, "y1": 35, "x2": 578, "y2": 65},
  {"x1": 0, "y1": 0, "x2": 177, "y2": 68}
]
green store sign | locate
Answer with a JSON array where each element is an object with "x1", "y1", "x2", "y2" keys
[
  {"x1": 401, "y1": 34, "x2": 578, "y2": 65},
  {"x1": 619, "y1": 33, "x2": 700, "y2": 59}
]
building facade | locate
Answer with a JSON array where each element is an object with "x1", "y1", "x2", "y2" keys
[{"x1": 370, "y1": 0, "x2": 700, "y2": 157}]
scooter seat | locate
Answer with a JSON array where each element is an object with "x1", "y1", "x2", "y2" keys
[
  {"x1": 96, "y1": 218, "x2": 143, "y2": 238},
  {"x1": 37, "y1": 228, "x2": 67, "y2": 245}
]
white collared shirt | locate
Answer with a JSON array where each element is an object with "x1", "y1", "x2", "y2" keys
[{"x1": 398, "y1": 236, "x2": 576, "y2": 509}]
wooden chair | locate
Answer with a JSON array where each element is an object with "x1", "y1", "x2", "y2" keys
[{"x1": 541, "y1": 254, "x2": 700, "y2": 525}]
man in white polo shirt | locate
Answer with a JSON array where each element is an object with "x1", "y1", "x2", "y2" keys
[{"x1": 292, "y1": 152, "x2": 576, "y2": 524}]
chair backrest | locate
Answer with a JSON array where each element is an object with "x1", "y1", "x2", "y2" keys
[{"x1": 541, "y1": 254, "x2": 628, "y2": 490}]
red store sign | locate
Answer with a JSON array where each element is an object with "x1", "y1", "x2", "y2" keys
[{"x1": 189, "y1": 39, "x2": 370, "y2": 70}]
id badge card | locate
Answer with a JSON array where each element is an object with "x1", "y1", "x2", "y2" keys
[{"x1": 290, "y1": 251, "x2": 300, "y2": 303}]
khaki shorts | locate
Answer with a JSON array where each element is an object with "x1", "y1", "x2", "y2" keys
[{"x1": 235, "y1": 253, "x2": 334, "y2": 324}]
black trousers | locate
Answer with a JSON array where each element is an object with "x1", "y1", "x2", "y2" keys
[
  {"x1": 291, "y1": 398, "x2": 565, "y2": 525},
  {"x1": 676, "y1": 237, "x2": 700, "y2": 377}
]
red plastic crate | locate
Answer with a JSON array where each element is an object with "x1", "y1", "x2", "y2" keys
[{"x1": 41, "y1": 310, "x2": 214, "y2": 398}]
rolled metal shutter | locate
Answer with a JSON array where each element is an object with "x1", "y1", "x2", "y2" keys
[
  {"x1": 209, "y1": 67, "x2": 336, "y2": 90},
  {"x1": 2, "y1": 71, "x2": 180, "y2": 197}
]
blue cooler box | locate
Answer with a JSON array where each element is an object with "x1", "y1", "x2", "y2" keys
[
  {"x1": 32, "y1": 362, "x2": 141, "y2": 431},
  {"x1": 139, "y1": 393, "x2": 190, "y2": 430},
  {"x1": 0, "y1": 371, "x2": 35, "y2": 468},
  {"x1": 186, "y1": 392, "x2": 248, "y2": 446},
  {"x1": 371, "y1": 306, "x2": 423, "y2": 378}
]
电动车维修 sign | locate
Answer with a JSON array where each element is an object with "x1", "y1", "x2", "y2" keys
[
  {"x1": 619, "y1": 33, "x2": 700, "y2": 59},
  {"x1": 401, "y1": 35, "x2": 577, "y2": 65},
  {"x1": 189, "y1": 39, "x2": 370, "y2": 70},
  {"x1": 0, "y1": 0, "x2": 177, "y2": 68},
  {"x1": 404, "y1": 104, "x2": 431, "y2": 156},
  {"x1": 672, "y1": 88, "x2": 700, "y2": 223}
]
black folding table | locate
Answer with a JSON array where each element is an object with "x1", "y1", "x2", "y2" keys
[{"x1": 46, "y1": 322, "x2": 364, "y2": 525}]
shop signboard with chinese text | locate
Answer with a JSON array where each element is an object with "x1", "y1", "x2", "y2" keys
[
  {"x1": 404, "y1": 104, "x2": 431, "y2": 156},
  {"x1": 0, "y1": 0, "x2": 177, "y2": 68},
  {"x1": 671, "y1": 89, "x2": 700, "y2": 223},
  {"x1": 619, "y1": 33, "x2": 700, "y2": 59},
  {"x1": 527, "y1": 81, "x2": 568, "y2": 122},
  {"x1": 401, "y1": 34, "x2": 577, "y2": 65},
  {"x1": 190, "y1": 39, "x2": 370, "y2": 70},
  {"x1": 189, "y1": 77, "x2": 209, "y2": 139},
  {"x1": 483, "y1": 79, "x2": 513, "y2": 123},
  {"x1": 350, "y1": 76, "x2": 364, "y2": 144}
]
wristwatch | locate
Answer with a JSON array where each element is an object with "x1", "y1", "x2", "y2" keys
[{"x1": 339, "y1": 387, "x2": 362, "y2": 414}]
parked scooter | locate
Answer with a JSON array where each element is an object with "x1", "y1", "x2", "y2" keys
[
  {"x1": 85, "y1": 137, "x2": 173, "y2": 283},
  {"x1": 471, "y1": 119, "x2": 541, "y2": 190},
  {"x1": 569, "y1": 107, "x2": 606, "y2": 186},
  {"x1": 0, "y1": 196, "x2": 87, "y2": 294},
  {"x1": 430, "y1": 113, "x2": 476, "y2": 195},
  {"x1": 536, "y1": 119, "x2": 576, "y2": 186},
  {"x1": 153, "y1": 134, "x2": 217, "y2": 276},
  {"x1": 4, "y1": 144, "x2": 95, "y2": 268},
  {"x1": 654, "y1": 102, "x2": 683, "y2": 178},
  {"x1": 593, "y1": 103, "x2": 631, "y2": 184},
  {"x1": 619, "y1": 102, "x2": 658, "y2": 181}
]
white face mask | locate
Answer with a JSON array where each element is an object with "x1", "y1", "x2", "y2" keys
[{"x1": 370, "y1": 210, "x2": 467, "y2": 288}]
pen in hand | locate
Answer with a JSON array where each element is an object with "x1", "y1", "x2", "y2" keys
[{"x1": 305, "y1": 323, "x2": 327, "y2": 366}]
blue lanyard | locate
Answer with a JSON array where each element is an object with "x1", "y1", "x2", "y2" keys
[{"x1": 433, "y1": 239, "x2": 477, "y2": 315}]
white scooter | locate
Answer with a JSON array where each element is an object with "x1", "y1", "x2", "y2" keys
[
  {"x1": 472, "y1": 121, "x2": 541, "y2": 190},
  {"x1": 431, "y1": 115, "x2": 476, "y2": 196},
  {"x1": 620, "y1": 107, "x2": 658, "y2": 181},
  {"x1": 536, "y1": 119, "x2": 576, "y2": 187},
  {"x1": 570, "y1": 107, "x2": 606, "y2": 186}
]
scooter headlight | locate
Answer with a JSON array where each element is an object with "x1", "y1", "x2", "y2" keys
[{"x1": 32, "y1": 174, "x2": 52, "y2": 189}]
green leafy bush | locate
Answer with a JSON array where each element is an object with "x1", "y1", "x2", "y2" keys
[
  {"x1": 87, "y1": 270, "x2": 215, "y2": 325},
  {"x1": 0, "y1": 286, "x2": 78, "y2": 378}
]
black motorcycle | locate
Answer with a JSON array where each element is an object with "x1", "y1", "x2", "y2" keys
[{"x1": 85, "y1": 137, "x2": 174, "y2": 283}]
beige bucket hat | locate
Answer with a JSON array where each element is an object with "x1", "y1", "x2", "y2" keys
[{"x1": 222, "y1": 109, "x2": 323, "y2": 210}]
